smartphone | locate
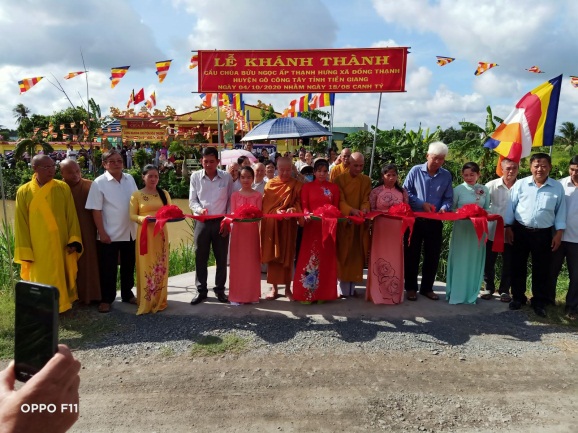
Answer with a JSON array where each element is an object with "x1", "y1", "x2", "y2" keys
[{"x1": 14, "y1": 281, "x2": 59, "y2": 382}]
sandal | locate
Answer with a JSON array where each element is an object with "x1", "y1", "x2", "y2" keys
[
  {"x1": 407, "y1": 290, "x2": 418, "y2": 301},
  {"x1": 98, "y1": 303, "x2": 111, "y2": 313},
  {"x1": 480, "y1": 293, "x2": 493, "y2": 300},
  {"x1": 422, "y1": 291, "x2": 439, "y2": 301},
  {"x1": 265, "y1": 289, "x2": 280, "y2": 300},
  {"x1": 500, "y1": 293, "x2": 512, "y2": 303}
]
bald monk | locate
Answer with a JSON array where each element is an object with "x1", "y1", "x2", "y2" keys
[
  {"x1": 14, "y1": 155, "x2": 83, "y2": 313},
  {"x1": 261, "y1": 157, "x2": 303, "y2": 300},
  {"x1": 335, "y1": 152, "x2": 371, "y2": 297},
  {"x1": 329, "y1": 147, "x2": 352, "y2": 182},
  {"x1": 60, "y1": 159, "x2": 101, "y2": 305}
]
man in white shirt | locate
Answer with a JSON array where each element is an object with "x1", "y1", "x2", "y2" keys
[
  {"x1": 548, "y1": 155, "x2": 578, "y2": 320},
  {"x1": 252, "y1": 162, "x2": 267, "y2": 194},
  {"x1": 294, "y1": 148, "x2": 308, "y2": 172},
  {"x1": 189, "y1": 146, "x2": 233, "y2": 304},
  {"x1": 482, "y1": 158, "x2": 518, "y2": 302},
  {"x1": 85, "y1": 149, "x2": 138, "y2": 313}
]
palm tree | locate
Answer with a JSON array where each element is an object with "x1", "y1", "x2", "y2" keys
[
  {"x1": 558, "y1": 121, "x2": 578, "y2": 155},
  {"x1": 12, "y1": 103, "x2": 30, "y2": 125},
  {"x1": 13, "y1": 138, "x2": 54, "y2": 161}
]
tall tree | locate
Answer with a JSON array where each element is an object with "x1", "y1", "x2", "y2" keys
[
  {"x1": 12, "y1": 103, "x2": 30, "y2": 125},
  {"x1": 558, "y1": 121, "x2": 578, "y2": 155}
]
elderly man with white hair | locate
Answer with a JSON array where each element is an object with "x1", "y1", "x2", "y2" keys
[{"x1": 402, "y1": 141, "x2": 454, "y2": 301}]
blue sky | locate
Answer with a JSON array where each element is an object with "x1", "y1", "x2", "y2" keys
[{"x1": 1, "y1": 0, "x2": 577, "y2": 134}]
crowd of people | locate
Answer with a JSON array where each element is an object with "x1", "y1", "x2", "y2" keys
[{"x1": 12, "y1": 141, "x2": 578, "y2": 321}]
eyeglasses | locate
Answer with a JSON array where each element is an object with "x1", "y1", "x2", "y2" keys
[{"x1": 36, "y1": 165, "x2": 55, "y2": 170}]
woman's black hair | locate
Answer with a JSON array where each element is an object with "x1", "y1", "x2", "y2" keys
[
  {"x1": 313, "y1": 158, "x2": 329, "y2": 173},
  {"x1": 142, "y1": 164, "x2": 167, "y2": 205},
  {"x1": 462, "y1": 161, "x2": 480, "y2": 173},
  {"x1": 240, "y1": 165, "x2": 255, "y2": 179},
  {"x1": 379, "y1": 163, "x2": 404, "y2": 193}
]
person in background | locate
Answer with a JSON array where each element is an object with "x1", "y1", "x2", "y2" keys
[
  {"x1": 261, "y1": 157, "x2": 303, "y2": 300},
  {"x1": 327, "y1": 147, "x2": 338, "y2": 166},
  {"x1": 483, "y1": 158, "x2": 519, "y2": 302},
  {"x1": 260, "y1": 148, "x2": 270, "y2": 161},
  {"x1": 329, "y1": 148, "x2": 352, "y2": 182},
  {"x1": 244, "y1": 142, "x2": 254, "y2": 155},
  {"x1": 0, "y1": 345, "x2": 80, "y2": 433},
  {"x1": 446, "y1": 162, "x2": 490, "y2": 304},
  {"x1": 335, "y1": 152, "x2": 371, "y2": 298},
  {"x1": 252, "y1": 162, "x2": 267, "y2": 194},
  {"x1": 305, "y1": 151, "x2": 313, "y2": 167},
  {"x1": 295, "y1": 148, "x2": 308, "y2": 172},
  {"x1": 403, "y1": 141, "x2": 453, "y2": 301},
  {"x1": 60, "y1": 159, "x2": 101, "y2": 305},
  {"x1": 129, "y1": 165, "x2": 171, "y2": 314},
  {"x1": 264, "y1": 160, "x2": 276, "y2": 181},
  {"x1": 189, "y1": 147, "x2": 233, "y2": 305},
  {"x1": 238, "y1": 155, "x2": 252, "y2": 168},
  {"x1": 548, "y1": 155, "x2": 578, "y2": 320},
  {"x1": 228, "y1": 162, "x2": 241, "y2": 192},
  {"x1": 14, "y1": 155, "x2": 83, "y2": 314},
  {"x1": 85, "y1": 149, "x2": 138, "y2": 313},
  {"x1": 300, "y1": 165, "x2": 314, "y2": 183},
  {"x1": 505, "y1": 153, "x2": 566, "y2": 318}
]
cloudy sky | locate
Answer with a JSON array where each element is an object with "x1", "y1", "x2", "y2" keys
[{"x1": 1, "y1": 0, "x2": 577, "y2": 133}]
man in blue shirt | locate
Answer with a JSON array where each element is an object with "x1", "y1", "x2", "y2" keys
[
  {"x1": 505, "y1": 153, "x2": 566, "y2": 317},
  {"x1": 403, "y1": 142, "x2": 453, "y2": 301}
]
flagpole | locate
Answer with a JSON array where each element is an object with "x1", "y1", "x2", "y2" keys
[
  {"x1": 216, "y1": 96, "x2": 222, "y2": 153},
  {"x1": 369, "y1": 93, "x2": 383, "y2": 177},
  {"x1": 329, "y1": 103, "x2": 334, "y2": 149}
]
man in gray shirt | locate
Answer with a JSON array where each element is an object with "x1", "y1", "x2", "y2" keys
[{"x1": 189, "y1": 146, "x2": 233, "y2": 304}]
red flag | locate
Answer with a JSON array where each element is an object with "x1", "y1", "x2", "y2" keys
[{"x1": 133, "y1": 88, "x2": 145, "y2": 105}]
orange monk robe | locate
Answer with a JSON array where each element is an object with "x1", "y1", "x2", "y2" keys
[
  {"x1": 329, "y1": 162, "x2": 349, "y2": 183},
  {"x1": 69, "y1": 178, "x2": 101, "y2": 304},
  {"x1": 261, "y1": 177, "x2": 303, "y2": 284},
  {"x1": 335, "y1": 172, "x2": 371, "y2": 282}
]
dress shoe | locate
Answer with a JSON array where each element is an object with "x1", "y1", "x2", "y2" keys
[
  {"x1": 215, "y1": 292, "x2": 229, "y2": 303},
  {"x1": 509, "y1": 300, "x2": 522, "y2": 310},
  {"x1": 533, "y1": 305, "x2": 547, "y2": 318},
  {"x1": 190, "y1": 292, "x2": 208, "y2": 305}
]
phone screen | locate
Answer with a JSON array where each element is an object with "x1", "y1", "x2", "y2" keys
[{"x1": 14, "y1": 281, "x2": 59, "y2": 382}]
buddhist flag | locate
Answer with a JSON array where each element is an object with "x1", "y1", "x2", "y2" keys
[
  {"x1": 64, "y1": 71, "x2": 85, "y2": 80},
  {"x1": 570, "y1": 76, "x2": 578, "y2": 88},
  {"x1": 436, "y1": 56, "x2": 455, "y2": 66},
  {"x1": 199, "y1": 93, "x2": 216, "y2": 108},
  {"x1": 155, "y1": 60, "x2": 172, "y2": 83},
  {"x1": 133, "y1": 88, "x2": 145, "y2": 105},
  {"x1": 484, "y1": 75, "x2": 562, "y2": 173},
  {"x1": 18, "y1": 77, "x2": 43, "y2": 94},
  {"x1": 309, "y1": 93, "x2": 335, "y2": 109},
  {"x1": 127, "y1": 90, "x2": 134, "y2": 109},
  {"x1": 297, "y1": 94, "x2": 310, "y2": 113},
  {"x1": 526, "y1": 65, "x2": 544, "y2": 74},
  {"x1": 474, "y1": 62, "x2": 498, "y2": 76},
  {"x1": 145, "y1": 91, "x2": 157, "y2": 109},
  {"x1": 232, "y1": 93, "x2": 244, "y2": 112},
  {"x1": 219, "y1": 93, "x2": 232, "y2": 107},
  {"x1": 189, "y1": 54, "x2": 199, "y2": 69},
  {"x1": 282, "y1": 100, "x2": 298, "y2": 118},
  {"x1": 110, "y1": 66, "x2": 130, "y2": 88}
]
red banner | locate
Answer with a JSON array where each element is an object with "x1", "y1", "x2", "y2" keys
[{"x1": 197, "y1": 48, "x2": 408, "y2": 94}]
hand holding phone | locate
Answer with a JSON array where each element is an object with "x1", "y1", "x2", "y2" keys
[{"x1": 14, "y1": 281, "x2": 59, "y2": 382}]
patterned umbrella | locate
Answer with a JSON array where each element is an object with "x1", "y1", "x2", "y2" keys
[{"x1": 240, "y1": 117, "x2": 332, "y2": 141}]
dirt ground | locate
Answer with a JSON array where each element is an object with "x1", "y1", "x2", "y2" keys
[{"x1": 71, "y1": 340, "x2": 578, "y2": 433}]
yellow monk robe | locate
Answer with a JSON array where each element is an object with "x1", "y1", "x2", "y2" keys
[
  {"x1": 329, "y1": 162, "x2": 349, "y2": 183},
  {"x1": 261, "y1": 177, "x2": 303, "y2": 284},
  {"x1": 335, "y1": 172, "x2": 371, "y2": 282},
  {"x1": 14, "y1": 177, "x2": 83, "y2": 313}
]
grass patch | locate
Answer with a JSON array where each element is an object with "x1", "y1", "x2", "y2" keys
[
  {"x1": 190, "y1": 334, "x2": 249, "y2": 357},
  {"x1": 159, "y1": 346, "x2": 175, "y2": 357},
  {"x1": 0, "y1": 290, "x2": 15, "y2": 359},
  {"x1": 59, "y1": 305, "x2": 118, "y2": 350}
]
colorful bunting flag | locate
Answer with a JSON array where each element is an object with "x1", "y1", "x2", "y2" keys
[
  {"x1": 189, "y1": 54, "x2": 199, "y2": 69},
  {"x1": 64, "y1": 71, "x2": 85, "y2": 80},
  {"x1": 199, "y1": 93, "x2": 217, "y2": 108},
  {"x1": 526, "y1": 65, "x2": 544, "y2": 74},
  {"x1": 309, "y1": 93, "x2": 335, "y2": 109},
  {"x1": 155, "y1": 60, "x2": 172, "y2": 83},
  {"x1": 18, "y1": 77, "x2": 43, "y2": 94},
  {"x1": 232, "y1": 93, "x2": 244, "y2": 112},
  {"x1": 297, "y1": 94, "x2": 310, "y2": 113},
  {"x1": 133, "y1": 88, "x2": 145, "y2": 105},
  {"x1": 282, "y1": 100, "x2": 298, "y2": 118},
  {"x1": 110, "y1": 66, "x2": 130, "y2": 88},
  {"x1": 484, "y1": 75, "x2": 562, "y2": 173},
  {"x1": 474, "y1": 62, "x2": 498, "y2": 76},
  {"x1": 570, "y1": 76, "x2": 578, "y2": 88},
  {"x1": 145, "y1": 91, "x2": 157, "y2": 109},
  {"x1": 436, "y1": 56, "x2": 455, "y2": 66}
]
